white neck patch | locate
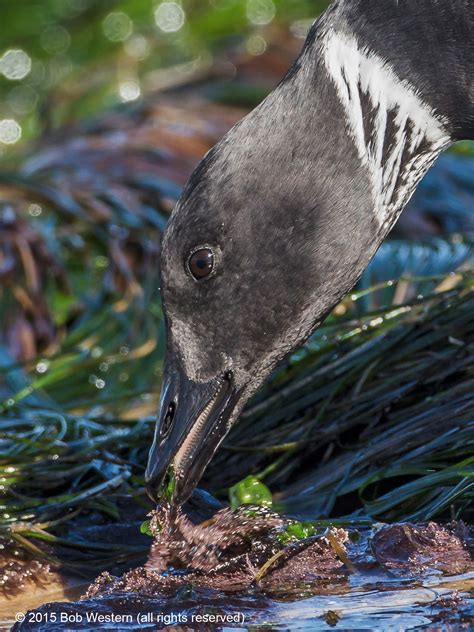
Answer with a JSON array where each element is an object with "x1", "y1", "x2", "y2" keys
[{"x1": 323, "y1": 30, "x2": 451, "y2": 231}]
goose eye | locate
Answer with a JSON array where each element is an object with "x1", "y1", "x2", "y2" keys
[{"x1": 188, "y1": 248, "x2": 214, "y2": 280}]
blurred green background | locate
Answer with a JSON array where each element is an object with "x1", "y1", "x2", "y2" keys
[{"x1": 0, "y1": 0, "x2": 331, "y2": 153}]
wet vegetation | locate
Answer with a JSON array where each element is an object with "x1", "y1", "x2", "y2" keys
[{"x1": 0, "y1": 0, "x2": 473, "y2": 627}]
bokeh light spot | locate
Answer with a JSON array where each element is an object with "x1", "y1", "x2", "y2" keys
[
  {"x1": 119, "y1": 80, "x2": 141, "y2": 102},
  {"x1": 290, "y1": 19, "x2": 313, "y2": 39},
  {"x1": 246, "y1": 0, "x2": 275, "y2": 26},
  {"x1": 36, "y1": 361, "x2": 49, "y2": 374},
  {"x1": 65, "y1": 0, "x2": 89, "y2": 17},
  {"x1": 124, "y1": 35, "x2": 151, "y2": 60},
  {"x1": 0, "y1": 49, "x2": 32, "y2": 81},
  {"x1": 7, "y1": 85, "x2": 38, "y2": 115},
  {"x1": 154, "y1": 2, "x2": 186, "y2": 33},
  {"x1": 28, "y1": 203, "x2": 42, "y2": 217},
  {"x1": 48, "y1": 56, "x2": 73, "y2": 86},
  {"x1": 0, "y1": 119, "x2": 21, "y2": 144},
  {"x1": 40, "y1": 25, "x2": 71, "y2": 55},
  {"x1": 102, "y1": 12, "x2": 133, "y2": 42},
  {"x1": 246, "y1": 34, "x2": 267, "y2": 55}
]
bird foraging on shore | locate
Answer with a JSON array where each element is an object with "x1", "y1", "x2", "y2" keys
[{"x1": 146, "y1": 0, "x2": 474, "y2": 504}]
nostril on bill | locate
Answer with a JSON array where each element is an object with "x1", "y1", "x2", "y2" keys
[{"x1": 161, "y1": 401, "x2": 176, "y2": 439}]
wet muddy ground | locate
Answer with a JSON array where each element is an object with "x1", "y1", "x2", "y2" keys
[
  {"x1": 88, "y1": 506, "x2": 472, "y2": 594},
  {"x1": 5, "y1": 505, "x2": 473, "y2": 630}
]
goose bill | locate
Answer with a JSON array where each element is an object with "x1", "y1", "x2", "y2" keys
[{"x1": 145, "y1": 360, "x2": 238, "y2": 504}]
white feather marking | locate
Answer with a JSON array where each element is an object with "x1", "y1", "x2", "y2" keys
[{"x1": 323, "y1": 30, "x2": 451, "y2": 230}]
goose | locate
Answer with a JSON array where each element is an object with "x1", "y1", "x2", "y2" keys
[{"x1": 145, "y1": 0, "x2": 474, "y2": 504}]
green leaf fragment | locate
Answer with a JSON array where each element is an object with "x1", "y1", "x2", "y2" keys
[
  {"x1": 229, "y1": 476, "x2": 273, "y2": 510},
  {"x1": 140, "y1": 520, "x2": 153, "y2": 537},
  {"x1": 278, "y1": 521, "x2": 318, "y2": 544}
]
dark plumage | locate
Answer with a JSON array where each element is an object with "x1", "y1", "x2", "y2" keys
[{"x1": 145, "y1": 0, "x2": 474, "y2": 503}]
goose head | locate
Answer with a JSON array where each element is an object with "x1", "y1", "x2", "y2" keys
[
  {"x1": 144, "y1": 87, "x2": 380, "y2": 503},
  {"x1": 145, "y1": 3, "x2": 458, "y2": 504}
]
